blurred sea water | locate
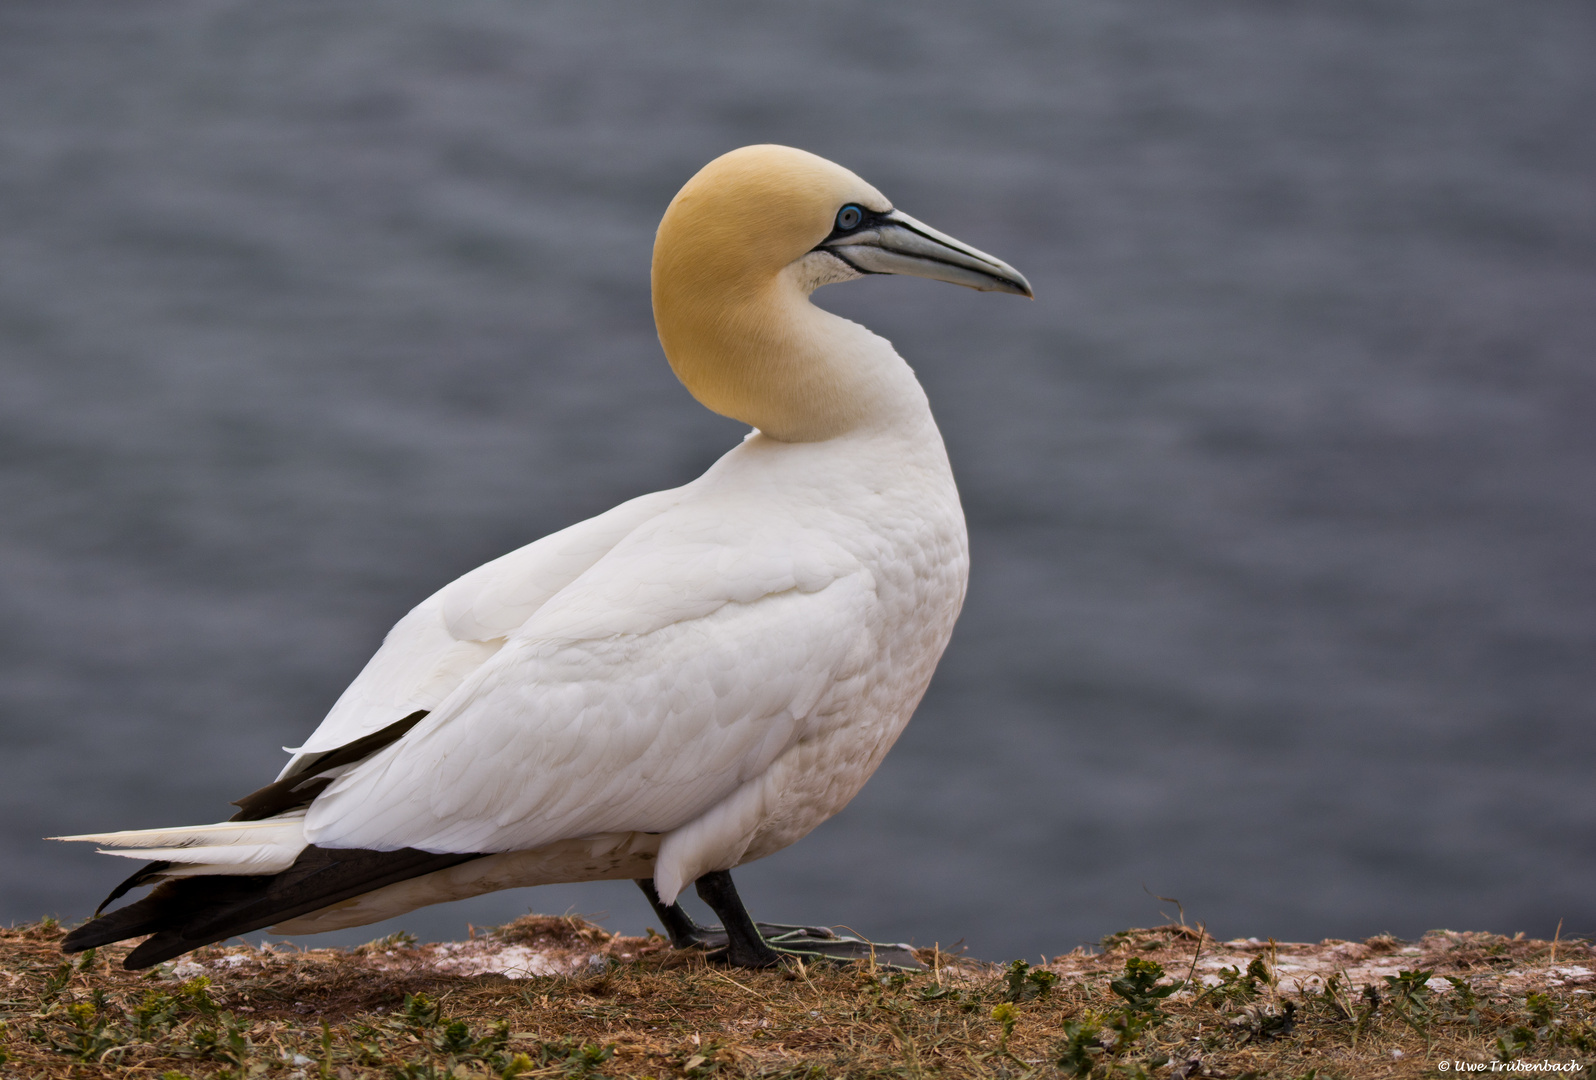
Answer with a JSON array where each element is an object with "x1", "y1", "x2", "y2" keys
[{"x1": 0, "y1": 1, "x2": 1591, "y2": 960}]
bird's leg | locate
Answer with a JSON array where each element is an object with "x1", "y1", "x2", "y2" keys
[
  {"x1": 635, "y1": 874, "x2": 925, "y2": 971},
  {"x1": 633, "y1": 878, "x2": 713, "y2": 949},
  {"x1": 692, "y1": 869, "x2": 783, "y2": 968}
]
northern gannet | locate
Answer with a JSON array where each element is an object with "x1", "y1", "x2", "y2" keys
[{"x1": 57, "y1": 145, "x2": 1031, "y2": 969}]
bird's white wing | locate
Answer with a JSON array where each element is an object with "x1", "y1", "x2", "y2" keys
[
  {"x1": 302, "y1": 511, "x2": 878, "y2": 855},
  {"x1": 277, "y1": 487, "x2": 683, "y2": 778}
]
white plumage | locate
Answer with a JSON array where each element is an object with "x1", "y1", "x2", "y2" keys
[{"x1": 58, "y1": 145, "x2": 1030, "y2": 958}]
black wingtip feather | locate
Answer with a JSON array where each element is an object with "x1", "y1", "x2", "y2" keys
[
  {"x1": 65, "y1": 876, "x2": 267, "y2": 954},
  {"x1": 68, "y1": 708, "x2": 452, "y2": 966},
  {"x1": 62, "y1": 845, "x2": 484, "y2": 969},
  {"x1": 229, "y1": 710, "x2": 428, "y2": 822},
  {"x1": 94, "y1": 860, "x2": 175, "y2": 917}
]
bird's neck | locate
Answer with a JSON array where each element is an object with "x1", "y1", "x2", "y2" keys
[{"x1": 655, "y1": 265, "x2": 928, "y2": 443}]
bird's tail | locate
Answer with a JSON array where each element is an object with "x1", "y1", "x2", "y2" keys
[
  {"x1": 54, "y1": 814, "x2": 312, "y2": 882},
  {"x1": 52, "y1": 817, "x2": 484, "y2": 969}
]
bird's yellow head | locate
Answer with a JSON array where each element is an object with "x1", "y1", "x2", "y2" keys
[
  {"x1": 653, "y1": 145, "x2": 891, "y2": 306},
  {"x1": 653, "y1": 145, "x2": 1030, "y2": 441}
]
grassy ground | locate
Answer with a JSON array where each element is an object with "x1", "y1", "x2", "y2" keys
[{"x1": 1, "y1": 916, "x2": 1590, "y2": 1078}]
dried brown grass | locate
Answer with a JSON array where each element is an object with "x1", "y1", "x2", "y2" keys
[{"x1": 1, "y1": 917, "x2": 1590, "y2": 1078}]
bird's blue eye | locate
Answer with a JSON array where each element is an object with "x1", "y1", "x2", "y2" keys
[{"x1": 836, "y1": 205, "x2": 863, "y2": 231}]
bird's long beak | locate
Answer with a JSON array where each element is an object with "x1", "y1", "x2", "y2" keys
[{"x1": 819, "y1": 209, "x2": 1033, "y2": 298}]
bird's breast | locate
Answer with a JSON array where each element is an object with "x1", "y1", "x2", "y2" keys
[
  {"x1": 696, "y1": 425, "x2": 969, "y2": 860},
  {"x1": 702, "y1": 422, "x2": 968, "y2": 626}
]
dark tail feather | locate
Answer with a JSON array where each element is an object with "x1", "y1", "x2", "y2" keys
[{"x1": 63, "y1": 845, "x2": 484, "y2": 969}]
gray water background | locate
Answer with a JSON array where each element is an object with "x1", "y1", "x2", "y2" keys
[{"x1": 1, "y1": 1, "x2": 1592, "y2": 962}]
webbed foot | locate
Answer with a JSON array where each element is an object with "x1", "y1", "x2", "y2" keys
[{"x1": 633, "y1": 876, "x2": 923, "y2": 970}]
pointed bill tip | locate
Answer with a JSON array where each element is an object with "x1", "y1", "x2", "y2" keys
[
  {"x1": 987, "y1": 271, "x2": 1034, "y2": 299},
  {"x1": 822, "y1": 209, "x2": 1033, "y2": 299}
]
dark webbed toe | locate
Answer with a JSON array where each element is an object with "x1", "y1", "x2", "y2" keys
[{"x1": 633, "y1": 875, "x2": 922, "y2": 970}]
